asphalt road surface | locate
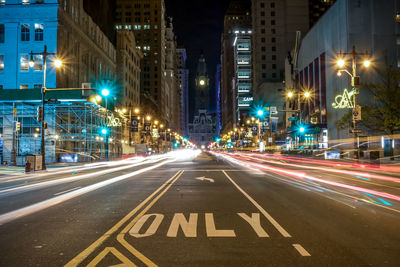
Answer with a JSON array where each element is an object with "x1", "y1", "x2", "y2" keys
[{"x1": 0, "y1": 150, "x2": 399, "y2": 266}]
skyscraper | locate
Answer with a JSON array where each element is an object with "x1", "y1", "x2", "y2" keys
[{"x1": 221, "y1": 0, "x2": 251, "y2": 133}]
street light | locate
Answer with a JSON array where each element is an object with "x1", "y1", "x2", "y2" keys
[
  {"x1": 29, "y1": 45, "x2": 63, "y2": 170},
  {"x1": 337, "y1": 58, "x2": 346, "y2": 68},
  {"x1": 335, "y1": 46, "x2": 372, "y2": 159},
  {"x1": 257, "y1": 109, "x2": 264, "y2": 117},
  {"x1": 304, "y1": 91, "x2": 311, "y2": 99},
  {"x1": 101, "y1": 88, "x2": 110, "y2": 97},
  {"x1": 287, "y1": 91, "x2": 294, "y2": 98},
  {"x1": 134, "y1": 108, "x2": 140, "y2": 114}
]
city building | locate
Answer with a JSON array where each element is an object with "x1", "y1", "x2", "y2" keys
[
  {"x1": 0, "y1": 0, "x2": 120, "y2": 164},
  {"x1": 216, "y1": 64, "x2": 222, "y2": 135},
  {"x1": 251, "y1": 0, "x2": 309, "y2": 133},
  {"x1": 165, "y1": 18, "x2": 180, "y2": 132},
  {"x1": 116, "y1": 29, "x2": 142, "y2": 109},
  {"x1": 176, "y1": 48, "x2": 189, "y2": 136},
  {"x1": 285, "y1": 0, "x2": 400, "y2": 153},
  {"x1": 115, "y1": 0, "x2": 168, "y2": 125},
  {"x1": 221, "y1": 0, "x2": 251, "y2": 133}
]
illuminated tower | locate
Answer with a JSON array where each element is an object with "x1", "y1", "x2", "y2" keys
[{"x1": 194, "y1": 53, "x2": 210, "y2": 112}]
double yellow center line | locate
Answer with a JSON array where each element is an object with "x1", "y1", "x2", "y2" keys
[{"x1": 65, "y1": 170, "x2": 184, "y2": 267}]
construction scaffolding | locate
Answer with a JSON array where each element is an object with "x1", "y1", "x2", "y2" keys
[{"x1": 0, "y1": 100, "x2": 124, "y2": 165}]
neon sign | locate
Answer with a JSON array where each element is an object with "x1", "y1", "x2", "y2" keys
[
  {"x1": 332, "y1": 88, "x2": 354, "y2": 109},
  {"x1": 106, "y1": 114, "x2": 122, "y2": 127}
]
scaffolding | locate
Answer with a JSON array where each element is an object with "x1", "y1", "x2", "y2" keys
[{"x1": 0, "y1": 100, "x2": 124, "y2": 165}]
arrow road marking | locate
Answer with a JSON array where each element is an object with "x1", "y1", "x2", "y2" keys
[{"x1": 195, "y1": 176, "x2": 214, "y2": 183}]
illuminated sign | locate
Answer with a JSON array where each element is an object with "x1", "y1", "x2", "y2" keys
[
  {"x1": 332, "y1": 89, "x2": 354, "y2": 109},
  {"x1": 106, "y1": 114, "x2": 122, "y2": 127}
]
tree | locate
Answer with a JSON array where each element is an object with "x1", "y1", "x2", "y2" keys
[{"x1": 336, "y1": 64, "x2": 400, "y2": 159}]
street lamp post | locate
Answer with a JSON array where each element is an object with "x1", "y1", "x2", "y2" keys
[
  {"x1": 336, "y1": 45, "x2": 371, "y2": 159},
  {"x1": 29, "y1": 45, "x2": 62, "y2": 170}
]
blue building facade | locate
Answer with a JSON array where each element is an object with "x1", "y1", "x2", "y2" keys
[{"x1": 0, "y1": 0, "x2": 59, "y2": 90}]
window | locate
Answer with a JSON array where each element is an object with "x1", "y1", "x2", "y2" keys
[
  {"x1": 262, "y1": 64, "x2": 266, "y2": 69},
  {"x1": 0, "y1": 24, "x2": 4, "y2": 43},
  {"x1": 262, "y1": 55, "x2": 266, "y2": 60},
  {"x1": 36, "y1": 0, "x2": 44, "y2": 3},
  {"x1": 271, "y1": 11, "x2": 275, "y2": 16},
  {"x1": 34, "y1": 24, "x2": 43, "y2": 41},
  {"x1": 272, "y1": 46, "x2": 276, "y2": 51},
  {"x1": 271, "y1": 29, "x2": 276, "y2": 34},
  {"x1": 20, "y1": 84, "x2": 29, "y2": 89},
  {"x1": 34, "y1": 55, "x2": 43, "y2": 71},
  {"x1": 261, "y1": 46, "x2": 266, "y2": 52},
  {"x1": 271, "y1": 20, "x2": 275, "y2": 25},
  {"x1": 271, "y1": 2, "x2": 275, "y2": 8},
  {"x1": 260, "y1": 2, "x2": 264, "y2": 8},
  {"x1": 272, "y1": 73, "x2": 277, "y2": 78},
  {"x1": 0, "y1": 55, "x2": 3, "y2": 71},
  {"x1": 21, "y1": 24, "x2": 30, "y2": 41},
  {"x1": 272, "y1": 55, "x2": 276, "y2": 60},
  {"x1": 262, "y1": 73, "x2": 266, "y2": 78},
  {"x1": 261, "y1": 11, "x2": 265, "y2": 16},
  {"x1": 272, "y1": 64, "x2": 276, "y2": 69},
  {"x1": 271, "y1": 37, "x2": 276, "y2": 43},
  {"x1": 261, "y1": 37, "x2": 265, "y2": 43},
  {"x1": 261, "y1": 20, "x2": 265, "y2": 25},
  {"x1": 20, "y1": 55, "x2": 29, "y2": 71}
]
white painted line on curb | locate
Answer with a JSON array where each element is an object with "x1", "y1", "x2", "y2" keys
[
  {"x1": 222, "y1": 170, "x2": 291, "y2": 238},
  {"x1": 293, "y1": 244, "x2": 311, "y2": 256}
]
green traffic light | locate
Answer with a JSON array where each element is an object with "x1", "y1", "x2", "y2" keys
[
  {"x1": 101, "y1": 128, "x2": 108, "y2": 135},
  {"x1": 101, "y1": 88, "x2": 110, "y2": 97}
]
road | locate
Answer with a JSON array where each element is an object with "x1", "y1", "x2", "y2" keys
[{"x1": 0, "y1": 150, "x2": 399, "y2": 266}]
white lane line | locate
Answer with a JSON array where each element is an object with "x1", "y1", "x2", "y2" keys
[
  {"x1": 292, "y1": 244, "x2": 311, "y2": 256},
  {"x1": 53, "y1": 187, "x2": 82, "y2": 196},
  {"x1": 222, "y1": 170, "x2": 291, "y2": 238},
  {"x1": 0, "y1": 160, "x2": 174, "y2": 226}
]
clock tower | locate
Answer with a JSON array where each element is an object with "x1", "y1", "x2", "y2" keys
[{"x1": 194, "y1": 53, "x2": 210, "y2": 112}]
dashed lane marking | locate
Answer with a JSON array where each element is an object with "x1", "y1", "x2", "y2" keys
[{"x1": 293, "y1": 244, "x2": 311, "y2": 256}]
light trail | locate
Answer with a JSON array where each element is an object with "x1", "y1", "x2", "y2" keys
[
  {"x1": 0, "y1": 157, "x2": 165, "y2": 196},
  {"x1": 0, "y1": 160, "x2": 175, "y2": 226},
  {"x1": 211, "y1": 152, "x2": 400, "y2": 203},
  {"x1": 232, "y1": 152, "x2": 400, "y2": 183}
]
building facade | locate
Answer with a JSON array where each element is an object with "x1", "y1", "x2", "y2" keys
[
  {"x1": 116, "y1": 29, "x2": 142, "y2": 109},
  {"x1": 194, "y1": 54, "x2": 210, "y2": 112},
  {"x1": 176, "y1": 48, "x2": 189, "y2": 136}
]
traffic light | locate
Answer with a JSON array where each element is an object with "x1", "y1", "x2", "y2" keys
[
  {"x1": 16, "y1": 121, "x2": 21, "y2": 132},
  {"x1": 37, "y1": 107, "x2": 43, "y2": 122}
]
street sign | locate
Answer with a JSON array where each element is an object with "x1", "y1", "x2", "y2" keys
[
  {"x1": 352, "y1": 105, "x2": 361, "y2": 121},
  {"x1": 270, "y1": 106, "x2": 277, "y2": 115},
  {"x1": 144, "y1": 123, "x2": 151, "y2": 134},
  {"x1": 350, "y1": 129, "x2": 362, "y2": 134}
]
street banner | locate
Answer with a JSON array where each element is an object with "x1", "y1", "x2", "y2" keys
[
  {"x1": 251, "y1": 125, "x2": 258, "y2": 136},
  {"x1": 131, "y1": 118, "x2": 139, "y2": 132},
  {"x1": 144, "y1": 122, "x2": 151, "y2": 134}
]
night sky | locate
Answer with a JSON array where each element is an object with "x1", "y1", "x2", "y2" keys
[{"x1": 165, "y1": 0, "x2": 231, "y2": 119}]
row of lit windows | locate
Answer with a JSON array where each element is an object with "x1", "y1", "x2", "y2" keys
[
  {"x1": 0, "y1": 23, "x2": 43, "y2": 43},
  {"x1": 0, "y1": 54, "x2": 44, "y2": 72}
]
